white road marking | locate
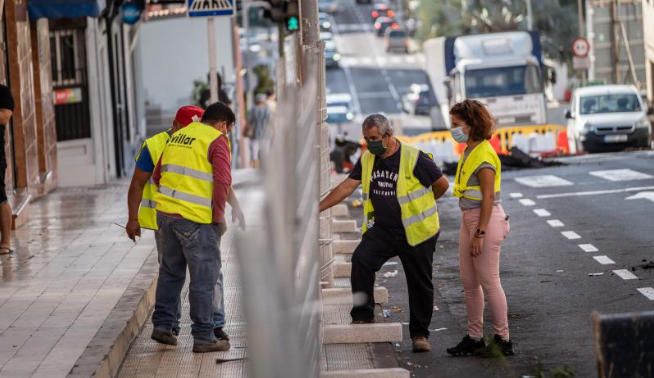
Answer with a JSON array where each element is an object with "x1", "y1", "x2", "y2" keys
[
  {"x1": 390, "y1": 56, "x2": 401, "y2": 64},
  {"x1": 562, "y1": 231, "x2": 581, "y2": 240},
  {"x1": 637, "y1": 287, "x2": 654, "y2": 300},
  {"x1": 515, "y1": 175, "x2": 574, "y2": 188},
  {"x1": 533, "y1": 209, "x2": 551, "y2": 217},
  {"x1": 405, "y1": 56, "x2": 416, "y2": 64},
  {"x1": 510, "y1": 193, "x2": 523, "y2": 198},
  {"x1": 547, "y1": 220, "x2": 565, "y2": 228},
  {"x1": 519, "y1": 199, "x2": 536, "y2": 206},
  {"x1": 613, "y1": 269, "x2": 638, "y2": 280},
  {"x1": 625, "y1": 191, "x2": 654, "y2": 203},
  {"x1": 578, "y1": 244, "x2": 598, "y2": 253},
  {"x1": 537, "y1": 185, "x2": 654, "y2": 199},
  {"x1": 590, "y1": 169, "x2": 653, "y2": 182},
  {"x1": 593, "y1": 255, "x2": 615, "y2": 265},
  {"x1": 361, "y1": 57, "x2": 373, "y2": 65}
]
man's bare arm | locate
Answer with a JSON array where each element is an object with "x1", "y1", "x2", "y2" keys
[
  {"x1": 431, "y1": 176, "x2": 449, "y2": 201},
  {"x1": 319, "y1": 178, "x2": 360, "y2": 212}
]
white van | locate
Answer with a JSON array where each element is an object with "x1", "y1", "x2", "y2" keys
[{"x1": 565, "y1": 85, "x2": 652, "y2": 153}]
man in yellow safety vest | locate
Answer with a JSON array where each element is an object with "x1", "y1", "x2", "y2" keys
[
  {"x1": 150, "y1": 102, "x2": 236, "y2": 353},
  {"x1": 319, "y1": 114, "x2": 449, "y2": 353}
]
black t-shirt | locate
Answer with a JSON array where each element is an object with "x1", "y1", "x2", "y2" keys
[
  {"x1": 0, "y1": 85, "x2": 14, "y2": 163},
  {"x1": 349, "y1": 144, "x2": 443, "y2": 235}
]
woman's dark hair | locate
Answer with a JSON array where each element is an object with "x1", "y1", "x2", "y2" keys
[
  {"x1": 202, "y1": 102, "x2": 235, "y2": 126},
  {"x1": 449, "y1": 100, "x2": 495, "y2": 141}
]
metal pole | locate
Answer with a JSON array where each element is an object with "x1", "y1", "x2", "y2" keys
[
  {"x1": 577, "y1": 0, "x2": 584, "y2": 37},
  {"x1": 525, "y1": 0, "x2": 533, "y2": 31},
  {"x1": 208, "y1": 17, "x2": 218, "y2": 103}
]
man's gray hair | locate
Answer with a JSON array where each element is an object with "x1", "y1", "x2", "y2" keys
[{"x1": 362, "y1": 114, "x2": 393, "y2": 135}]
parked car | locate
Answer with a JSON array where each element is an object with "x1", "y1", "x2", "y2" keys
[
  {"x1": 385, "y1": 28, "x2": 409, "y2": 53},
  {"x1": 319, "y1": 0, "x2": 340, "y2": 14},
  {"x1": 374, "y1": 17, "x2": 398, "y2": 37},
  {"x1": 319, "y1": 12, "x2": 334, "y2": 32},
  {"x1": 327, "y1": 105, "x2": 354, "y2": 125},
  {"x1": 565, "y1": 84, "x2": 653, "y2": 153},
  {"x1": 324, "y1": 39, "x2": 341, "y2": 68},
  {"x1": 402, "y1": 84, "x2": 437, "y2": 116},
  {"x1": 371, "y1": 3, "x2": 394, "y2": 22},
  {"x1": 327, "y1": 93, "x2": 353, "y2": 112}
]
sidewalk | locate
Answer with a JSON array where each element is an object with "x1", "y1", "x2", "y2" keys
[{"x1": 0, "y1": 182, "x2": 157, "y2": 377}]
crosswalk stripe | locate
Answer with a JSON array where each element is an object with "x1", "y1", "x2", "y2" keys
[
  {"x1": 589, "y1": 169, "x2": 653, "y2": 182},
  {"x1": 613, "y1": 269, "x2": 638, "y2": 280},
  {"x1": 515, "y1": 175, "x2": 574, "y2": 188}
]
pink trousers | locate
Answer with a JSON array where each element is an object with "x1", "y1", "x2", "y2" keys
[{"x1": 458, "y1": 205, "x2": 510, "y2": 340}]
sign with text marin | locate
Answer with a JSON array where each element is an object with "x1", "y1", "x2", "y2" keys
[{"x1": 187, "y1": 0, "x2": 234, "y2": 17}]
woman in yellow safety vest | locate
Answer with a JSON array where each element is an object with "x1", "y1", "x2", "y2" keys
[{"x1": 446, "y1": 100, "x2": 514, "y2": 357}]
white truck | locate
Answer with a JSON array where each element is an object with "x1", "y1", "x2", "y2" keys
[{"x1": 424, "y1": 31, "x2": 547, "y2": 129}]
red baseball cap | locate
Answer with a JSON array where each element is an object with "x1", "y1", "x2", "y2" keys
[{"x1": 175, "y1": 105, "x2": 204, "y2": 127}]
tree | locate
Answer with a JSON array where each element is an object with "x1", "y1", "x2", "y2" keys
[{"x1": 416, "y1": 0, "x2": 580, "y2": 61}]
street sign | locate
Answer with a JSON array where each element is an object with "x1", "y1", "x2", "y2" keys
[
  {"x1": 187, "y1": 0, "x2": 234, "y2": 17},
  {"x1": 573, "y1": 56, "x2": 590, "y2": 70},
  {"x1": 572, "y1": 37, "x2": 590, "y2": 58}
]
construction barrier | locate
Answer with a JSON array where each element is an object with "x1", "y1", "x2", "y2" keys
[{"x1": 397, "y1": 124, "x2": 569, "y2": 163}]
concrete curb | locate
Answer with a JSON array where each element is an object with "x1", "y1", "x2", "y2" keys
[
  {"x1": 323, "y1": 323, "x2": 403, "y2": 344},
  {"x1": 322, "y1": 287, "x2": 389, "y2": 305},
  {"x1": 67, "y1": 250, "x2": 158, "y2": 378},
  {"x1": 333, "y1": 239, "x2": 360, "y2": 254},
  {"x1": 321, "y1": 368, "x2": 411, "y2": 378}
]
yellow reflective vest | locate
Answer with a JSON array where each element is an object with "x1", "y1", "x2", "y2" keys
[
  {"x1": 361, "y1": 144, "x2": 440, "y2": 247},
  {"x1": 453, "y1": 140, "x2": 501, "y2": 201},
  {"x1": 137, "y1": 131, "x2": 171, "y2": 230},
  {"x1": 155, "y1": 122, "x2": 224, "y2": 224}
]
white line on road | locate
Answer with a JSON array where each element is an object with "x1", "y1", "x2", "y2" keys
[
  {"x1": 533, "y1": 209, "x2": 551, "y2": 217},
  {"x1": 562, "y1": 231, "x2": 581, "y2": 240},
  {"x1": 519, "y1": 199, "x2": 536, "y2": 206},
  {"x1": 637, "y1": 287, "x2": 654, "y2": 300},
  {"x1": 613, "y1": 269, "x2": 638, "y2": 280},
  {"x1": 510, "y1": 193, "x2": 523, "y2": 198},
  {"x1": 547, "y1": 220, "x2": 565, "y2": 228},
  {"x1": 536, "y1": 186, "x2": 654, "y2": 200},
  {"x1": 593, "y1": 255, "x2": 616, "y2": 265},
  {"x1": 590, "y1": 169, "x2": 653, "y2": 182},
  {"x1": 578, "y1": 244, "x2": 598, "y2": 253},
  {"x1": 515, "y1": 175, "x2": 574, "y2": 188}
]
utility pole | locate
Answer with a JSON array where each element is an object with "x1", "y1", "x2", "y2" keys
[
  {"x1": 207, "y1": 17, "x2": 218, "y2": 103},
  {"x1": 525, "y1": 0, "x2": 533, "y2": 31}
]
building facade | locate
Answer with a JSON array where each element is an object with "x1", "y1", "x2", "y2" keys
[
  {"x1": 644, "y1": 0, "x2": 654, "y2": 102},
  {"x1": 1, "y1": 0, "x2": 58, "y2": 226}
]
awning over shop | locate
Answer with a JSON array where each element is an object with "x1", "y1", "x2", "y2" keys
[{"x1": 28, "y1": 0, "x2": 106, "y2": 20}]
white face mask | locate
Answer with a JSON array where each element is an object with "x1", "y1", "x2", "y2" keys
[{"x1": 451, "y1": 126, "x2": 469, "y2": 143}]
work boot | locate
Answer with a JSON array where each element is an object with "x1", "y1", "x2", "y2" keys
[
  {"x1": 479, "y1": 334, "x2": 514, "y2": 358},
  {"x1": 193, "y1": 339, "x2": 231, "y2": 353},
  {"x1": 151, "y1": 328, "x2": 178, "y2": 346},
  {"x1": 214, "y1": 327, "x2": 230, "y2": 341},
  {"x1": 446, "y1": 335, "x2": 485, "y2": 356},
  {"x1": 412, "y1": 336, "x2": 431, "y2": 353}
]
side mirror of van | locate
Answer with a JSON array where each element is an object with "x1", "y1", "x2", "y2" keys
[
  {"x1": 564, "y1": 109, "x2": 573, "y2": 119},
  {"x1": 647, "y1": 107, "x2": 654, "y2": 116}
]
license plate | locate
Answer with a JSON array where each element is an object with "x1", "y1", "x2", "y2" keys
[{"x1": 604, "y1": 134, "x2": 628, "y2": 143}]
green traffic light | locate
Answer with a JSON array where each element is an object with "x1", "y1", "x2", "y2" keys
[{"x1": 287, "y1": 16, "x2": 299, "y2": 31}]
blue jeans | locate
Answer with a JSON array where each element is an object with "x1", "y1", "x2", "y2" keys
[
  {"x1": 152, "y1": 214, "x2": 221, "y2": 343},
  {"x1": 155, "y1": 230, "x2": 225, "y2": 332}
]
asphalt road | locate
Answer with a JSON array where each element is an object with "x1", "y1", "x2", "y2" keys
[
  {"x1": 325, "y1": 0, "x2": 432, "y2": 141},
  {"x1": 364, "y1": 150, "x2": 654, "y2": 377}
]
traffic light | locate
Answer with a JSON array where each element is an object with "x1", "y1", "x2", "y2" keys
[{"x1": 262, "y1": 0, "x2": 299, "y2": 32}]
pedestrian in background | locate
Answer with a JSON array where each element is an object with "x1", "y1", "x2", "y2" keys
[
  {"x1": 244, "y1": 93, "x2": 271, "y2": 168},
  {"x1": 446, "y1": 100, "x2": 514, "y2": 357},
  {"x1": 319, "y1": 114, "x2": 449, "y2": 353},
  {"x1": 151, "y1": 102, "x2": 234, "y2": 353},
  {"x1": 0, "y1": 84, "x2": 14, "y2": 255}
]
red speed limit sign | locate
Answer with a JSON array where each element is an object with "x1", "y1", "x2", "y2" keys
[{"x1": 572, "y1": 37, "x2": 590, "y2": 58}]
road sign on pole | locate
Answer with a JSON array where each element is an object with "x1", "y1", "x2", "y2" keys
[
  {"x1": 187, "y1": 0, "x2": 234, "y2": 17},
  {"x1": 572, "y1": 37, "x2": 590, "y2": 58}
]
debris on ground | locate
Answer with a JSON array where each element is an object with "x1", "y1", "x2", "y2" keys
[
  {"x1": 588, "y1": 272, "x2": 604, "y2": 277},
  {"x1": 383, "y1": 270, "x2": 399, "y2": 278},
  {"x1": 442, "y1": 147, "x2": 565, "y2": 175},
  {"x1": 382, "y1": 309, "x2": 391, "y2": 318}
]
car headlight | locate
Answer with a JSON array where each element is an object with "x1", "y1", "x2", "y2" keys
[
  {"x1": 635, "y1": 118, "x2": 651, "y2": 128},
  {"x1": 346, "y1": 112, "x2": 354, "y2": 121},
  {"x1": 333, "y1": 53, "x2": 341, "y2": 61}
]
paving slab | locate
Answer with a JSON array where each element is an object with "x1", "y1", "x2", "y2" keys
[{"x1": 0, "y1": 182, "x2": 156, "y2": 378}]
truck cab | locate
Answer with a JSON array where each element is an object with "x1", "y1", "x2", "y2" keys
[{"x1": 425, "y1": 31, "x2": 547, "y2": 128}]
